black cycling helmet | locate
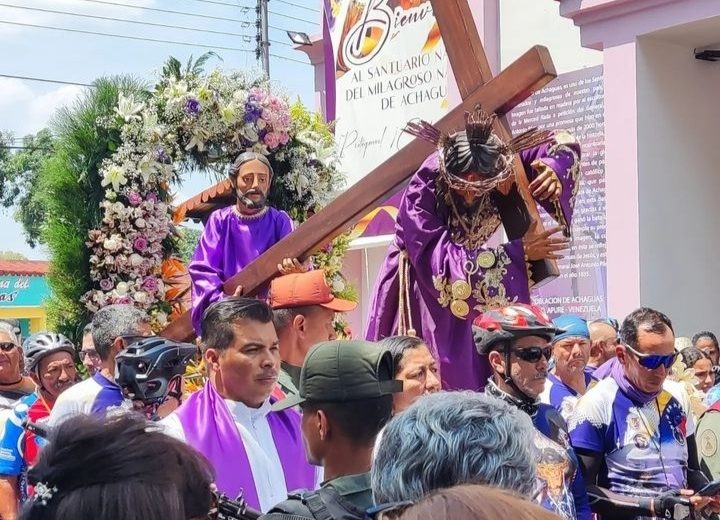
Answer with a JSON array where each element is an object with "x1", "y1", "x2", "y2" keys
[
  {"x1": 472, "y1": 303, "x2": 560, "y2": 354},
  {"x1": 115, "y1": 337, "x2": 197, "y2": 404},
  {"x1": 23, "y1": 332, "x2": 76, "y2": 372}
]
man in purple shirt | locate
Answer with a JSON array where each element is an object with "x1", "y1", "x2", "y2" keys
[{"x1": 189, "y1": 152, "x2": 304, "y2": 336}]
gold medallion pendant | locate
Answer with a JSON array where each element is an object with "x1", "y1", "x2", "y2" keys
[
  {"x1": 450, "y1": 299, "x2": 470, "y2": 319},
  {"x1": 476, "y1": 250, "x2": 497, "y2": 269},
  {"x1": 451, "y1": 280, "x2": 472, "y2": 300}
]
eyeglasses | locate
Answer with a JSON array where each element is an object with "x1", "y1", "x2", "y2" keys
[
  {"x1": 0, "y1": 342, "x2": 17, "y2": 352},
  {"x1": 624, "y1": 343, "x2": 677, "y2": 370},
  {"x1": 365, "y1": 501, "x2": 414, "y2": 519},
  {"x1": 79, "y1": 349, "x2": 100, "y2": 360},
  {"x1": 513, "y1": 346, "x2": 552, "y2": 363}
]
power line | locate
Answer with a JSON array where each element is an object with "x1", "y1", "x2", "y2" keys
[
  {"x1": 269, "y1": 10, "x2": 317, "y2": 25},
  {"x1": 270, "y1": 53, "x2": 309, "y2": 65},
  {"x1": 0, "y1": 20, "x2": 255, "y2": 53},
  {"x1": 274, "y1": 0, "x2": 320, "y2": 13},
  {"x1": 269, "y1": 38, "x2": 293, "y2": 48},
  {"x1": 0, "y1": 3, "x2": 253, "y2": 36},
  {"x1": 181, "y1": 0, "x2": 254, "y2": 7},
  {"x1": 0, "y1": 73, "x2": 92, "y2": 87},
  {"x1": 76, "y1": 0, "x2": 251, "y2": 23}
]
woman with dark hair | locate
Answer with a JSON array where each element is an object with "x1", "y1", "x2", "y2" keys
[
  {"x1": 680, "y1": 347, "x2": 715, "y2": 394},
  {"x1": 379, "y1": 336, "x2": 441, "y2": 413},
  {"x1": 370, "y1": 484, "x2": 561, "y2": 520},
  {"x1": 20, "y1": 414, "x2": 215, "y2": 520}
]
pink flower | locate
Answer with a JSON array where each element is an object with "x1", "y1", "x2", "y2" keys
[
  {"x1": 99, "y1": 278, "x2": 114, "y2": 291},
  {"x1": 146, "y1": 192, "x2": 158, "y2": 203},
  {"x1": 133, "y1": 237, "x2": 148, "y2": 252},
  {"x1": 115, "y1": 295, "x2": 132, "y2": 305},
  {"x1": 127, "y1": 192, "x2": 142, "y2": 206},
  {"x1": 142, "y1": 276, "x2": 159, "y2": 293},
  {"x1": 264, "y1": 132, "x2": 281, "y2": 149}
]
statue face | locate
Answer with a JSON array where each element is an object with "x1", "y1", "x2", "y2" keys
[
  {"x1": 452, "y1": 171, "x2": 482, "y2": 206},
  {"x1": 233, "y1": 159, "x2": 271, "y2": 210}
]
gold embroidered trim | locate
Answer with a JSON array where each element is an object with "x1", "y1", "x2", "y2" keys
[{"x1": 432, "y1": 245, "x2": 517, "y2": 319}]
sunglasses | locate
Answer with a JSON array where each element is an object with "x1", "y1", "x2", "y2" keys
[
  {"x1": 513, "y1": 346, "x2": 552, "y2": 363},
  {"x1": 365, "y1": 501, "x2": 414, "y2": 520},
  {"x1": 0, "y1": 342, "x2": 17, "y2": 352},
  {"x1": 624, "y1": 343, "x2": 677, "y2": 370},
  {"x1": 118, "y1": 334, "x2": 152, "y2": 346}
]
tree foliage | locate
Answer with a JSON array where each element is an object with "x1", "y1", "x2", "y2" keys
[{"x1": 0, "y1": 129, "x2": 55, "y2": 247}]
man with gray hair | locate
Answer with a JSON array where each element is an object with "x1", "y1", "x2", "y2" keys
[
  {"x1": 372, "y1": 391, "x2": 537, "y2": 504},
  {"x1": 48, "y1": 304, "x2": 151, "y2": 426},
  {"x1": 188, "y1": 151, "x2": 306, "y2": 336}
]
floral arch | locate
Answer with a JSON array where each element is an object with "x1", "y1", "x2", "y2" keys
[{"x1": 44, "y1": 55, "x2": 353, "y2": 336}]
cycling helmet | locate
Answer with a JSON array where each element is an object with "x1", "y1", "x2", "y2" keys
[
  {"x1": 115, "y1": 337, "x2": 197, "y2": 404},
  {"x1": 472, "y1": 304, "x2": 560, "y2": 354},
  {"x1": 23, "y1": 332, "x2": 76, "y2": 372}
]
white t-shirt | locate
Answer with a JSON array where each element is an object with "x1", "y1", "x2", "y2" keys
[{"x1": 47, "y1": 373, "x2": 131, "y2": 427}]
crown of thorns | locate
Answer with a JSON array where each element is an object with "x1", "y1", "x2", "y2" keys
[{"x1": 404, "y1": 105, "x2": 553, "y2": 194}]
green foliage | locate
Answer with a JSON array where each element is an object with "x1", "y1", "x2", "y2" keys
[
  {"x1": 0, "y1": 129, "x2": 55, "y2": 247},
  {"x1": 41, "y1": 76, "x2": 148, "y2": 337},
  {"x1": 176, "y1": 227, "x2": 202, "y2": 264},
  {"x1": 0, "y1": 251, "x2": 28, "y2": 260}
]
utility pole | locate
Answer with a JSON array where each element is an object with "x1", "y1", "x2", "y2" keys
[{"x1": 256, "y1": 0, "x2": 270, "y2": 78}]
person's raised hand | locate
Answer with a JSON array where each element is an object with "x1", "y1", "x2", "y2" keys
[{"x1": 277, "y1": 258, "x2": 307, "y2": 275}]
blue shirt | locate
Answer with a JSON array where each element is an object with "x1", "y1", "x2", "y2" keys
[
  {"x1": 569, "y1": 378, "x2": 693, "y2": 502},
  {"x1": 541, "y1": 372, "x2": 593, "y2": 423}
]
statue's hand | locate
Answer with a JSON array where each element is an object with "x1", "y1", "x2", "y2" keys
[
  {"x1": 277, "y1": 257, "x2": 307, "y2": 275},
  {"x1": 522, "y1": 225, "x2": 569, "y2": 261},
  {"x1": 529, "y1": 161, "x2": 562, "y2": 201}
]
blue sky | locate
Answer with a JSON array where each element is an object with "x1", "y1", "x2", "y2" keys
[{"x1": 0, "y1": 0, "x2": 320, "y2": 259}]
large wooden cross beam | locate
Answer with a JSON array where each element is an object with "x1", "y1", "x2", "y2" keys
[{"x1": 161, "y1": 0, "x2": 558, "y2": 341}]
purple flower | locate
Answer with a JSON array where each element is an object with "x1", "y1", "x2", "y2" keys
[
  {"x1": 99, "y1": 278, "x2": 114, "y2": 291},
  {"x1": 185, "y1": 97, "x2": 201, "y2": 115},
  {"x1": 133, "y1": 237, "x2": 148, "y2": 252},
  {"x1": 244, "y1": 103, "x2": 263, "y2": 124},
  {"x1": 142, "y1": 276, "x2": 159, "y2": 293},
  {"x1": 127, "y1": 191, "x2": 142, "y2": 206},
  {"x1": 154, "y1": 147, "x2": 168, "y2": 162},
  {"x1": 115, "y1": 296, "x2": 132, "y2": 305},
  {"x1": 145, "y1": 192, "x2": 158, "y2": 204}
]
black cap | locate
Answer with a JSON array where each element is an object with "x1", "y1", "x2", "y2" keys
[{"x1": 271, "y1": 340, "x2": 402, "y2": 411}]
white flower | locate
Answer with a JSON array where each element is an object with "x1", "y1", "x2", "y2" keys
[
  {"x1": 138, "y1": 155, "x2": 157, "y2": 184},
  {"x1": 116, "y1": 282, "x2": 129, "y2": 295},
  {"x1": 135, "y1": 218, "x2": 146, "y2": 228},
  {"x1": 167, "y1": 80, "x2": 188, "y2": 101},
  {"x1": 115, "y1": 94, "x2": 144, "y2": 122},
  {"x1": 103, "y1": 234, "x2": 122, "y2": 252},
  {"x1": 185, "y1": 128, "x2": 211, "y2": 152},
  {"x1": 130, "y1": 253, "x2": 144, "y2": 267},
  {"x1": 332, "y1": 277, "x2": 346, "y2": 293},
  {"x1": 133, "y1": 291, "x2": 148, "y2": 304},
  {"x1": 101, "y1": 165, "x2": 128, "y2": 192},
  {"x1": 105, "y1": 189, "x2": 117, "y2": 201},
  {"x1": 242, "y1": 124, "x2": 259, "y2": 143},
  {"x1": 154, "y1": 311, "x2": 168, "y2": 325}
]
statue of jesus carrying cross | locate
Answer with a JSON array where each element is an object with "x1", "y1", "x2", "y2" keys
[{"x1": 365, "y1": 107, "x2": 581, "y2": 391}]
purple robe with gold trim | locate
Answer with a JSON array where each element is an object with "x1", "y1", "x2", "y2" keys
[
  {"x1": 365, "y1": 134, "x2": 581, "y2": 391},
  {"x1": 189, "y1": 205, "x2": 293, "y2": 335}
]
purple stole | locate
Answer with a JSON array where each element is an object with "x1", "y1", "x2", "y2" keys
[{"x1": 174, "y1": 384, "x2": 316, "y2": 509}]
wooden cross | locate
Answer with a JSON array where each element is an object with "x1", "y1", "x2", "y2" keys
[{"x1": 161, "y1": 0, "x2": 558, "y2": 341}]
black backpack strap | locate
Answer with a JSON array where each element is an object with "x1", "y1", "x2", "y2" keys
[{"x1": 302, "y1": 492, "x2": 334, "y2": 520}]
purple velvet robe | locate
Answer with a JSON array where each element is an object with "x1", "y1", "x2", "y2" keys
[
  {"x1": 365, "y1": 135, "x2": 581, "y2": 391},
  {"x1": 189, "y1": 205, "x2": 293, "y2": 335}
]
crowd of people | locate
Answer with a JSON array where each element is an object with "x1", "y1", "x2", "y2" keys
[{"x1": 1, "y1": 277, "x2": 720, "y2": 520}]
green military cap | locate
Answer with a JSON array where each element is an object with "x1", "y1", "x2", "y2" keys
[{"x1": 271, "y1": 340, "x2": 402, "y2": 411}]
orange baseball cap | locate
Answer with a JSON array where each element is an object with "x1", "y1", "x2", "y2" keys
[{"x1": 269, "y1": 270, "x2": 357, "y2": 312}]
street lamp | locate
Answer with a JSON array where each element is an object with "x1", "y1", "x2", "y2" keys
[{"x1": 287, "y1": 30, "x2": 312, "y2": 46}]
